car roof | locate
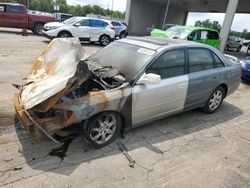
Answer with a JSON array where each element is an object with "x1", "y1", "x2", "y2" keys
[
  {"x1": 119, "y1": 36, "x2": 206, "y2": 51},
  {"x1": 174, "y1": 25, "x2": 218, "y2": 32},
  {"x1": 0, "y1": 3, "x2": 25, "y2": 6}
]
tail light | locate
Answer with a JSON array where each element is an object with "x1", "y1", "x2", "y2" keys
[{"x1": 110, "y1": 25, "x2": 115, "y2": 30}]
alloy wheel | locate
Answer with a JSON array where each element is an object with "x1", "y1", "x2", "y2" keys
[
  {"x1": 209, "y1": 90, "x2": 223, "y2": 111},
  {"x1": 89, "y1": 114, "x2": 116, "y2": 145}
]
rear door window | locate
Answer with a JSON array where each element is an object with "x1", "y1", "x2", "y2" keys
[
  {"x1": 212, "y1": 53, "x2": 225, "y2": 68},
  {"x1": 90, "y1": 20, "x2": 107, "y2": 27},
  {"x1": 188, "y1": 48, "x2": 215, "y2": 73},
  {"x1": 6, "y1": 5, "x2": 24, "y2": 14}
]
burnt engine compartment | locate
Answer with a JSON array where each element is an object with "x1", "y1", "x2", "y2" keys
[{"x1": 35, "y1": 60, "x2": 126, "y2": 119}]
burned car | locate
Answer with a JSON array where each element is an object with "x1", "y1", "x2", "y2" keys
[{"x1": 14, "y1": 37, "x2": 241, "y2": 147}]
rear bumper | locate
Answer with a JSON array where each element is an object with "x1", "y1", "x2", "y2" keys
[{"x1": 241, "y1": 69, "x2": 250, "y2": 81}]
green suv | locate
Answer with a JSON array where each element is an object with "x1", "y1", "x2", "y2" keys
[{"x1": 150, "y1": 25, "x2": 220, "y2": 49}]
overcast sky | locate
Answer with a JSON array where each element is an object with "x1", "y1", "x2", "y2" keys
[
  {"x1": 66, "y1": 0, "x2": 127, "y2": 12},
  {"x1": 66, "y1": 0, "x2": 250, "y2": 32},
  {"x1": 186, "y1": 12, "x2": 250, "y2": 32}
]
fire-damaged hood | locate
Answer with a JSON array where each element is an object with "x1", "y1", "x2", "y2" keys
[{"x1": 21, "y1": 38, "x2": 84, "y2": 109}]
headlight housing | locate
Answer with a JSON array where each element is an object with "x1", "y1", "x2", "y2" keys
[
  {"x1": 240, "y1": 60, "x2": 246, "y2": 68},
  {"x1": 44, "y1": 26, "x2": 60, "y2": 30}
]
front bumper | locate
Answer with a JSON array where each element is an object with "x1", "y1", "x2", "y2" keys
[
  {"x1": 42, "y1": 30, "x2": 55, "y2": 40},
  {"x1": 14, "y1": 93, "x2": 61, "y2": 143},
  {"x1": 14, "y1": 93, "x2": 33, "y2": 132}
]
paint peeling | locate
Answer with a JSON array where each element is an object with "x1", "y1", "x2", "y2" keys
[{"x1": 13, "y1": 38, "x2": 131, "y2": 142}]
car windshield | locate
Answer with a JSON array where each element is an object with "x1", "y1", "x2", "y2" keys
[
  {"x1": 87, "y1": 42, "x2": 156, "y2": 81},
  {"x1": 63, "y1": 17, "x2": 82, "y2": 25},
  {"x1": 165, "y1": 27, "x2": 192, "y2": 39}
]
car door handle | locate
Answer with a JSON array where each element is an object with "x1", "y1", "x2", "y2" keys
[{"x1": 178, "y1": 82, "x2": 187, "y2": 88}]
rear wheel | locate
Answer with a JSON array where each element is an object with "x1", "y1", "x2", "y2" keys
[
  {"x1": 33, "y1": 23, "x2": 44, "y2": 35},
  {"x1": 119, "y1": 31, "x2": 127, "y2": 39},
  {"x1": 99, "y1": 35, "x2": 110, "y2": 46},
  {"x1": 202, "y1": 86, "x2": 225, "y2": 114},
  {"x1": 84, "y1": 112, "x2": 122, "y2": 148}
]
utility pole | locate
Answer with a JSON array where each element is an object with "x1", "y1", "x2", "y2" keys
[
  {"x1": 111, "y1": 0, "x2": 114, "y2": 11},
  {"x1": 162, "y1": 0, "x2": 171, "y2": 29}
]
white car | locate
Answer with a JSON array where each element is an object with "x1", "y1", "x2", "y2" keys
[{"x1": 42, "y1": 17, "x2": 115, "y2": 46}]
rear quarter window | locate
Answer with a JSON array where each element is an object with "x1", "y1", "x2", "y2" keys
[{"x1": 207, "y1": 31, "x2": 219, "y2": 40}]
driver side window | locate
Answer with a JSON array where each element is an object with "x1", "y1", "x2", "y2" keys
[
  {"x1": 78, "y1": 19, "x2": 89, "y2": 26},
  {"x1": 147, "y1": 49, "x2": 185, "y2": 79}
]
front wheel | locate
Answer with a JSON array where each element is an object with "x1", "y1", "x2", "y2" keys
[
  {"x1": 58, "y1": 31, "x2": 72, "y2": 38},
  {"x1": 99, "y1": 35, "x2": 110, "y2": 46},
  {"x1": 202, "y1": 86, "x2": 225, "y2": 114},
  {"x1": 84, "y1": 112, "x2": 122, "y2": 148}
]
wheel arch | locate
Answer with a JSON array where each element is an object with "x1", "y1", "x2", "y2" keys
[
  {"x1": 219, "y1": 83, "x2": 228, "y2": 98},
  {"x1": 57, "y1": 30, "x2": 73, "y2": 37}
]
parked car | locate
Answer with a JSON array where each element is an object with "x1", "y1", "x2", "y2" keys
[
  {"x1": 42, "y1": 17, "x2": 115, "y2": 46},
  {"x1": 0, "y1": 3, "x2": 55, "y2": 35},
  {"x1": 226, "y1": 35, "x2": 242, "y2": 52},
  {"x1": 111, "y1": 20, "x2": 128, "y2": 38},
  {"x1": 150, "y1": 25, "x2": 220, "y2": 49},
  {"x1": 240, "y1": 56, "x2": 250, "y2": 81},
  {"x1": 14, "y1": 37, "x2": 241, "y2": 147},
  {"x1": 54, "y1": 12, "x2": 72, "y2": 22}
]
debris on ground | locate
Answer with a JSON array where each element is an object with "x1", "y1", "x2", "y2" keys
[{"x1": 117, "y1": 142, "x2": 135, "y2": 168}]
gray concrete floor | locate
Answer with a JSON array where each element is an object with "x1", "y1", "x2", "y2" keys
[{"x1": 1, "y1": 27, "x2": 250, "y2": 188}]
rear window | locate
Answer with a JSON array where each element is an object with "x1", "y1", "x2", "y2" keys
[
  {"x1": 112, "y1": 21, "x2": 121, "y2": 26},
  {"x1": 6, "y1": 5, "x2": 24, "y2": 14},
  {"x1": 90, "y1": 20, "x2": 108, "y2": 27}
]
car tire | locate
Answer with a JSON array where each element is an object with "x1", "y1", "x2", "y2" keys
[
  {"x1": 119, "y1": 31, "x2": 127, "y2": 39},
  {"x1": 58, "y1": 31, "x2": 72, "y2": 38},
  {"x1": 83, "y1": 112, "x2": 122, "y2": 148},
  {"x1": 99, "y1": 35, "x2": 111, "y2": 46},
  {"x1": 33, "y1": 23, "x2": 44, "y2": 35},
  {"x1": 202, "y1": 86, "x2": 225, "y2": 114}
]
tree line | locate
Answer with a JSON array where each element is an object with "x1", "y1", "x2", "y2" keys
[
  {"x1": 1, "y1": 0, "x2": 125, "y2": 19},
  {"x1": 195, "y1": 19, "x2": 250, "y2": 39}
]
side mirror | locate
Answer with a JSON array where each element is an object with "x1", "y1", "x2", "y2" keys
[
  {"x1": 137, "y1": 73, "x2": 161, "y2": 85},
  {"x1": 74, "y1": 23, "x2": 81, "y2": 27}
]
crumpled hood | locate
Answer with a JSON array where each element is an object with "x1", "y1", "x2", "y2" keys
[{"x1": 21, "y1": 38, "x2": 84, "y2": 109}]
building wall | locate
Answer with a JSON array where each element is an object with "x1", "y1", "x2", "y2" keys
[
  {"x1": 126, "y1": 0, "x2": 188, "y2": 35},
  {"x1": 127, "y1": 0, "x2": 165, "y2": 35}
]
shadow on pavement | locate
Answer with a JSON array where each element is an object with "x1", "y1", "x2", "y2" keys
[
  {"x1": 0, "y1": 29, "x2": 36, "y2": 36},
  {"x1": 14, "y1": 101, "x2": 243, "y2": 176}
]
